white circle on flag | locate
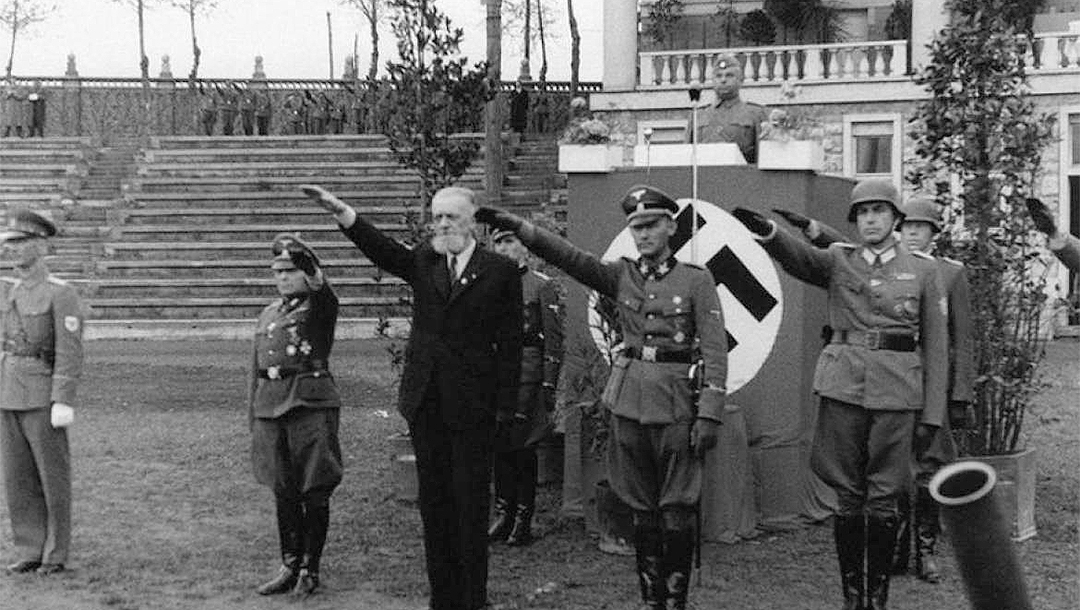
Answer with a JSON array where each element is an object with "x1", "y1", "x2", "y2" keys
[{"x1": 588, "y1": 198, "x2": 783, "y2": 393}]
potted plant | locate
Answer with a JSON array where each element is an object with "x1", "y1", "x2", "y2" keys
[
  {"x1": 907, "y1": 0, "x2": 1059, "y2": 541},
  {"x1": 557, "y1": 100, "x2": 624, "y2": 173},
  {"x1": 757, "y1": 82, "x2": 825, "y2": 171}
]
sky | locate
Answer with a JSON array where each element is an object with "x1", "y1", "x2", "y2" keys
[{"x1": 6, "y1": 0, "x2": 605, "y2": 82}]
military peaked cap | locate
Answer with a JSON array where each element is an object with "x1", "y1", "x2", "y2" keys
[
  {"x1": 621, "y1": 185, "x2": 679, "y2": 224},
  {"x1": 490, "y1": 229, "x2": 517, "y2": 243},
  {"x1": 0, "y1": 208, "x2": 57, "y2": 241},
  {"x1": 270, "y1": 233, "x2": 320, "y2": 270},
  {"x1": 714, "y1": 53, "x2": 743, "y2": 72}
]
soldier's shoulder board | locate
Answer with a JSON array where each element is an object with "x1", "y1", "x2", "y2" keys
[
  {"x1": 941, "y1": 256, "x2": 964, "y2": 267},
  {"x1": 911, "y1": 251, "x2": 934, "y2": 260},
  {"x1": 680, "y1": 260, "x2": 706, "y2": 271},
  {"x1": 831, "y1": 242, "x2": 858, "y2": 250},
  {"x1": 46, "y1": 276, "x2": 69, "y2": 286},
  {"x1": 0, "y1": 277, "x2": 16, "y2": 284},
  {"x1": 532, "y1": 270, "x2": 552, "y2": 281}
]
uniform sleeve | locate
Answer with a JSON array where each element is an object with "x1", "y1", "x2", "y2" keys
[
  {"x1": 918, "y1": 266, "x2": 950, "y2": 426},
  {"x1": 50, "y1": 285, "x2": 85, "y2": 405},
  {"x1": 761, "y1": 225, "x2": 835, "y2": 290},
  {"x1": 809, "y1": 221, "x2": 850, "y2": 249},
  {"x1": 539, "y1": 280, "x2": 564, "y2": 390},
  {"x1": 518, "y1": 223, "x2": 621, "y2": 297},
  {"x1": 340, "y1": 214, "x2": 415, "y2": 283},
  {"x1": 1049, "y1": 233, "x2": 1080, "y2": 273},
  {"x1": 309, "y1": 277, "x2": 340, "y2": 356},
  {"x1": 494, "y1": 264, "x2": 525, "y2": 421},
  {"x1": 693, "y1": 270, "x2": 727, "y2": 421},
  {"x1": 948, "y1": 266, "x2": 975, "y2": 403},
  {"x1": 248, "y1": 331, "x2": 259, "y2": 430}
]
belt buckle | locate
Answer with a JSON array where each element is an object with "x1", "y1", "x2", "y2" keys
[
  {"x1": 864, "y1": 330, "x2": 881, "y2": 350},
  {"x1": 641, "y1": 346, "x2": 658, "y2": 362}
]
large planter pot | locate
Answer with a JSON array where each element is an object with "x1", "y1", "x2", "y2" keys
[
  {"x1": 557, "y1": 144, "x2": 623, "y2": 173},
  {"x1": 757, "y1": 139, "x2": 824, "y2": 171},
  {"x1": 975, "y1": 447, "x2": 1037, "y2": 541}
]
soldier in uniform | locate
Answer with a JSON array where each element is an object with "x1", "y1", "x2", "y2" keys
[
  {"x1": 254, "y1": 89, "x2": 272, "y2": 136},
  {"x1": 777, "y1": 198, "x2": 975, "y2": 583},
  {"x1": 219, "y1": 82, "x2": 239, "y2": 136},
  {"x1": 197, "y1": 85, "x2": 217, "y2": 136},
  {"x1": 477, "y1": 186, "x2": 727, "y2": 610},
  {"x1": 0, "y1": 209, "x2": 85, "y2": 576},
  {"x1": 696, "y1": 53, "x2": 768, "y2": 164},
  {"x1": 249, "y1": 234, "x2": 342, "y2": 597},
  {"x1": 1027, "y1": 197, "x2": 1080, "y2": 273},
  {"x1": 327, "y1": 92, "x2": 345, "y2": 135},
  {"x1": 732, "y1": 179, "x2": 949, "y2": 610},
  {"x1": 487, "y1": 229, "x2": 564, "y2": 547},
  {"x1": 239, "y1": 87, "x2": 256, "y2": 136}
]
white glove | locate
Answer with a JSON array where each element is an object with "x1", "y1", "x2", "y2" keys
[{"x1": 50, "y1": 403, "x2": 74, "y2": 428}]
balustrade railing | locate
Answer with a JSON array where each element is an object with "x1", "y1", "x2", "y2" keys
[{"x1": 639, "y1": 31, "x2": 1080, "y2": 89}]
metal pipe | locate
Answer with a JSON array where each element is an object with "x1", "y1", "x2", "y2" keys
[{"x1": 928, "y1": 460, "x2": 1032, "y2": 610}]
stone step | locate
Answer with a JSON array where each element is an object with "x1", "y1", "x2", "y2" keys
[
  {"x1": 86, "y1": 296, "x2": 410, "y2": 320},
  {"x1": 0, "y1": 150, "x2": 87, "y2": 163},
  {"x1": 0, "y1": 192, "x2": 61, "y2": 205},
  {"x1": 118, "y1": 205, "x2": 411, "y2": 225},
  {"x1": 0, "y1": 164, "x2": 85, "y2": 177},
  {"x1": 0, "y1": 178, "x2": 77, "y2": 193},
  {"x1": 142, "y1": 148, "x2": 396, "y2": 163},
  {"x1": 135, "y1": 162, "x2": 436, "y2": 178},
  {"x1": 128, "y1": 190, "x2": 423, "y2": 207},
  {"x1": 95, "y1": 257, "x2": 388, "y2": 279},
  {"x1": 112, "y1": 222, "x2": 408, "y2": 242},
  {"x1": 83, "y1": 276, "x2": 407, "y2": 299},
  {"x1": 0, "y1": 137, "x2": 91, "y2": 150},
  {"x1": 127, "y1": 175, "x2": 482, "y2": 194},
  {"x1": 148, "y1": 134, "x2": 393, "y2": 150},
  {"x1": 103, "y1": 240, "x2": 389, "y2": 261}
]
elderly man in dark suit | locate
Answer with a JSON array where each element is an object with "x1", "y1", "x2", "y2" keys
[{"x1": 301, "y1": 184, "x2": 523, "y2": 610}]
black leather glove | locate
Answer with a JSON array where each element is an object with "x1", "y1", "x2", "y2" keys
[
  {"x1": 913, "y1": 423, "x2": 937, "y2": 458},
  {"x1": 732, "y1": 207, "x2": 772, "y2": 236},
  {"x1": 772, "y1": 208, "x2": 811, "y2": 230},
  {"x1": 948, "y1": 401, "x2": 977, "y2": 430},
  {"x1": 1025, "y1": 197, "x2": 1057, "y2": 236},
  {"x1": 475, "y1": 206, "x2": 525, "y2": 232},
  {"x1": 290, "y1": 249, "x2": 319, "y2": 277}
]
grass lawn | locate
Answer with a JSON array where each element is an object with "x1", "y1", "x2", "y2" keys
[{"x1": 0, "y1": 338, "x2": 1076, "y2": 610}]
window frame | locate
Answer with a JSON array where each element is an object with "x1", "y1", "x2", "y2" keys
[{"x1": 842, "y1": 113, "x2": 903, "y2": 189}]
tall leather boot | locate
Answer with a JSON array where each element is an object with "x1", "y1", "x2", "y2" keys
[
  {"x1": 833, "y1": 515, "x2": 865, "y2": 610},
  {"x1": 634, "y1": 524, "x2": 664, "y2": 610},
  {"x1": 507, "y1": 451, "x2": 538, "y2": 547},
  {"x1": 891, "y1": 490, "x2": 911, "y2": 575},
  {"x1": 662, "y1": 528, "x2": 695, "y2": 610},
  {"x1": 294, "y1": 496, "x2": 330, "y2": 596},
  {"x1": 488, "y1": 455, "x2": 516, "y2": 542},
  {"x1": 914, "y1": 487, "x2": 942, "y2": 583},
  {"x1": 256, "y1": 495, "x2": 303, "y2": 595},
  {"x1": 866, "y1": 516, "x2": 900, "y2": 610}
]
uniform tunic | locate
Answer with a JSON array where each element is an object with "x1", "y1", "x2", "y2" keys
[
  {"x1": 696, "y1": 96, "x2": 769, "y2": 164},
  {"x1": 499, "y1": 268, "x2": 563, "y2": 450},
  {"x1": 249, "y1": 281, "x2": 343, "y2": 495},
  {"x1": 760, "y1": 227, "x2": 948, "y2": 516},
  {"x1": 517, "y1": 224, "x2": 727, "y2": 512},
  {"x1": 0, "y1": 273, "x2": 85, "y2": 565}
]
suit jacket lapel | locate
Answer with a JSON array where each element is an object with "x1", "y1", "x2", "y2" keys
[
  {"x1": 447, "y1": 249, "x2": 487, "y2": 305},
  {"x1": 431, "y1": 250, "x2": 451, "y2": 301}
]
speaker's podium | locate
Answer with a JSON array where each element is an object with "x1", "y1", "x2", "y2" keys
[{"x1": 558, "y1": 143, "x2": 854, "y2": 542}]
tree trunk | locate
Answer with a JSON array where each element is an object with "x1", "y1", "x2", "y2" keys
[
  {"x1": 485, "y1": 0, "x2": 504, "y2": 205},
  {"x1": 188, "y1": 3, "x2": 200, "y2": 80},
  {"x1": 367, "y1": 0, "x2": 379, "y2": 82},
  {"x1": 138, "y1": 0, "x2": 150, "y2": 139},
  {"x1": 5, "y1": 18, "x2": 17, "y2": 80},
  {"x1": 567, "y1": 0, "x2": 580, "y2": 98},
  {"x1": 537, "y1": 0, "x2": 547, "y2": 82},
  {"x1": 524, "y1": 0, "x2": 531, "y2": 72}
]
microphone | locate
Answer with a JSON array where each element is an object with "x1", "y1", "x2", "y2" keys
[{"x1": 643, "y1": 127, "x2": 654, "y2": 182}]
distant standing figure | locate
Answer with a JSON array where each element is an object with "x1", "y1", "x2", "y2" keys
[
  {"x1": 327, "y1": 94, "x2": 344, "y2": 135},
  {"x1": 219, "y1": 83, "x2": 239, "y2": 136},
  {"x1": 534, "y1": 94, "x2": 550, "y2": 134},
  {"x1": 509, "y1": 81, "x2": 529, "y2": 134},
  {"x1": 350, "y1": 88, "x2": 366, "y2": 134},
  {"x1": 27, "y1": 81, "x2": 45, "y2": 138},
  {"x1": 239, "y1": 88, "x2": 256, "y2": 136},
  {"x1": 254, "y1": 89, "x2": 272, "y2": 136},
  {"x1": 2, "y1": 81, "x2": 26, "y2": 137},
  {"x1": 284, "y1": 94, "x2": 304, "y2": 135},
  {"x1": 250, "y1": 234, "x2": 342, "y2": 597},
  {"x1": 0, "y1": 209, "x2": 86, "y2": 577},
  {"x1": 198, "y1": 86, "x2": 217, "y2": 136}
]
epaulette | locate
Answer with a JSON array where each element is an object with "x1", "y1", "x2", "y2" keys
[
  {"x1": 832, "y1": 242, "x2": 857, "y2": 249},
  {"x1": 46, "y1": 276, "x2": 69, "y2": 286},
  {"x1": 911, "y1": 251, "x2": 934, "y2": 260},
  {"x1": 680, "y1": 261, "x2": 707, "y2": 270},
  {"x1": 0, "y1": 277, "x2": 16, "y2": 284},
  {"x1": 941, "y1": 256, "x2": 964, "y2": 267},
  {"x1": 532, "y1": 270, "x2": 552, "y2": 281}
]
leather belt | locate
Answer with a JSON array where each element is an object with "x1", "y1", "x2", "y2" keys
[
  {"x1": 258, "y1": 360, "x2": 329, "y2": 380},
  {"x1": 831, "y1": 329, "x2": 917, "y2": 352},
  {"x1": 623, "y1": 346, "x2": 694, "y2": 363}
]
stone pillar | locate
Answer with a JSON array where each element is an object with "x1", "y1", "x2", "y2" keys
[
  {"x1": 911, "y1": 0, "x2": 950, "y2": 72},
  {"x1": 602, "y1": 0, "x2": 638, "y2": 91},
  {"x1": 62, "y1": 54, "x2": 82, "y2": 138}
]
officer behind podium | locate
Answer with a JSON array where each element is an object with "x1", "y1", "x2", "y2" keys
[
  {"x1": 696, "y1": 53, "x2": 768, "y2": 164},
  {"x1": 0, "y1": 209, "x2": 85, "y2": 576},
  {"x1": 249, "y1": 234, "x2": 342, "y2": 597},
  {"x1": 733, "y1": 180, "x2": 948, "y2": 610},
  {"x1": 487, "y1": 229, "x2": 564, "y2": 548},
  {"x1": 477, "y1": 186, "x2": 727, "y2": 610}
]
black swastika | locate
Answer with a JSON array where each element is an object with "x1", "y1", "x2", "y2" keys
[
  {"x1": 670, "y1": 206, "x2": 706, "y2": 254},
  {"x1": 706, "y1": 246, "x2": 778, "y2": 322}
]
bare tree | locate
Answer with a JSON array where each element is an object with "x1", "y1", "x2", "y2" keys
[
  {"x1": 566, "y1": 0, "x2": 579, "y2": 97},
  {"x1": 503, "y1": 0, "x2": 558, "y2": 79},
  {"x1": 536, "y1": 0, "x2": 546, "y2": 81},
  {"x1": 340, "y1": 0, "x2": 385, "y2": 81},
  {"x1": 168, "y1": 0, "x2": 217, "y2": 80},
  {"x1": 1, "y1": 0, "x2": 54, "y2": 79}
]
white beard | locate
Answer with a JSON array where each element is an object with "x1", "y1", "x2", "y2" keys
[{"x1": 431, "y1": 233, "x2": 468, "y2": 255}]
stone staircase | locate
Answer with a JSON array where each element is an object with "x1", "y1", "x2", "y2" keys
[{"x1": 501, "y1": 134, "x2": 565, "y2": 221}]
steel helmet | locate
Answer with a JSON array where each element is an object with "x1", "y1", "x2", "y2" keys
[
  {"x1": 847, "y1": 179, "x2": 903, "y2": 223},
  {"x1": 899, "y1": 196, "x2": 943, "y2": 232}
]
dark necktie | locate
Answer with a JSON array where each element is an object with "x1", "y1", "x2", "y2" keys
[
  {"x1": 871, "y1": 253, "x2": 882, "y2": 269},
  {"x1": 449, "y1": 255, "x2": 458, "y2": 284}
]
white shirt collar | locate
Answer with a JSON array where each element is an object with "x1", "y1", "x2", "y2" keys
[
  {"x1": 861, "y1": 244, "x2": 897, "y2": 266},
  {"x1": 448, "y1": 237, "x2": 477, "y2": 277}
]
